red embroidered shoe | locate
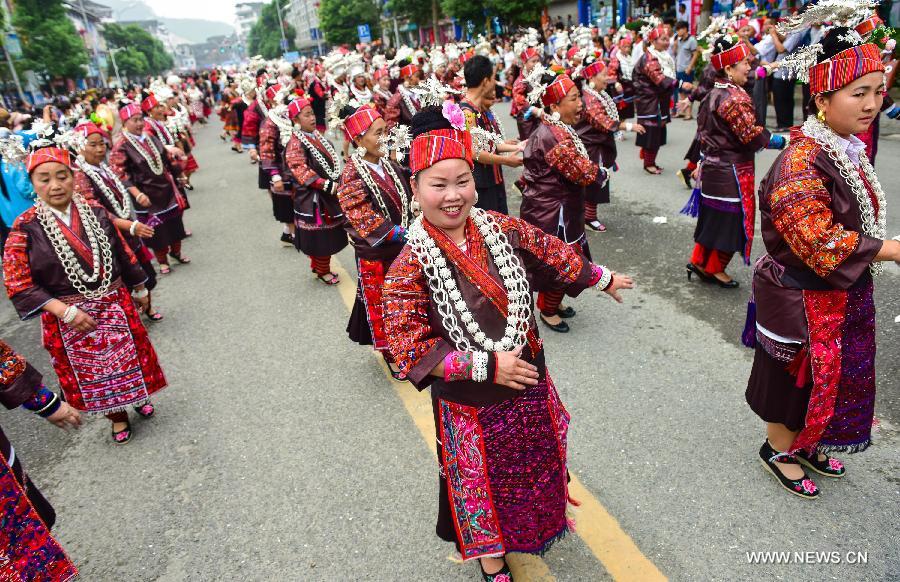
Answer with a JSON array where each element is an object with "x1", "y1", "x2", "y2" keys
[
  {"x1": 134, "y1": 402, "x2": 155, "y2": 419},
  {"x1": 795, "y1": 450, "x2": 846, "y2": 478},
  {"x1": 111, "y1": 421, "x2": 132, "y2": 445}
]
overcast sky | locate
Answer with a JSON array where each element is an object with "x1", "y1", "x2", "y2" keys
[{"x1": 145, "y1": 0, "x2": 240, "y2": 25}]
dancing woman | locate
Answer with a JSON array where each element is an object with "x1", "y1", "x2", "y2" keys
[
  {"x1": 110, "y1": 103, "x2": 190, "y2": 275},
  {"x1": 382, "y1": 104, "x2": 633, "y2": 581},
  {"x1": 684, "y1": 38, "x2": 786, "y2": 289},
  {"x1": 72, "y1": 122, "x2": 164, "y2": 320},
  {"x1": 520, "y1": 70, "x2": 607, "y2": 333},
  {"x1": 336, "y1": 104, "x2": 413, "y2": 375},
  {"x1": 284, "y1": 98, "x2": 348, "y2": 284},
  {"x1": 746, "y1": 27, "x2": 900, "y2": 499},
  {"x1": 575, "y1": 53, "x2": 645, "y2": 232},
  {"x1": 3, "y1": 143, "x2": 167, "y2": 444}
]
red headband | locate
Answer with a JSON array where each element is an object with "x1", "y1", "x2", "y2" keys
[
  {"x1": 140, "y1": 94, "x2": 159, "y2": 113},
  {"x1": 581, "y1": 60, "x2": 606, "y2": 79},
  {"x1": 119, "y1": 103, "x2": 142, "y2": 122},
  {"x1": 808, "y1": 43, "x2": 885, "y2": 95},
  {"x1": 265, "y1": 83, "x2": 283, "y2": 102},
  {"x1": 541, "y1": 75, "x2": 576, "y2": 106},
  {"x1": 374, "y1": 67, "x2": 389, "y2": 80},
  {"x1": 343, "y1": 105, "x2": 381, "y2": 140},
  {"x1": 710, "y1": 43, "x2": 750, "y2": 70},
  {"x1": 400, "y1": 64, "x2": 419, "y2": 79},
  {"x1": 735, "y1": 18, "x2": 751, "y2": 31},
  {"x1": 287, "y1": 97, "x2": 312, "y2": 119},
  {"x1": 26, "y1": 147, "x2": 71, "y2": 174},
  {"x1": 854, "y1": 15, "x2": 883, "y2": 37},
  {"x1": 409, "y1": 129, "x2": 473, "y2": 175},
  {"x1": 520, "y1": 47, "x2": 540, "y2": 62},
  {"x1": 618, "y1": 36, "x2": 633, "y2": 48},
  {"x1": 647, "y1": 25, "x2": 666, "y2": 42},
  {"x1": 74, "y1": 122, "x2": 106, "y2": 140},
  {"x1": 566, "y1": 47, "x2": 580, "y2": 60}
]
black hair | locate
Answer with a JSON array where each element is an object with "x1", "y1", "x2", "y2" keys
[
  {"x1": 817, "y1": 26, "x2": 857, "y2": 63},
  {"x1": 337, "y1": 104, "x2": 360, "y2": 120},
  {"x1": 675, "y1": 20, "x2": 689, "y2": 31},
  {"x1": 711, "y1": 37, "x2": 737, "y2": 78},
  {"x1": 410, "y1": 105, "x2": 452, "y2": 138},
  {"x1": 464, "y1": 55, "x2": 494, "y2": 88}
]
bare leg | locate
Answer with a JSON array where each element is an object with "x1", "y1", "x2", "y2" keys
[{"x1": 767, "y1": 422, "x2": 804, "y2": 479}]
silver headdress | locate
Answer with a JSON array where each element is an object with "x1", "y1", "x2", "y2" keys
[{"x1": 412, "y1": 76, "x2": 461, "y2": 107}]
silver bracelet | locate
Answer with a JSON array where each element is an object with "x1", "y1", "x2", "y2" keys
[
  {"x1": 132, "y1": 288, "x2": 149, "y2": 299},
  {"x1": 472, "y1": 351, "x2": 489, "y2": 383},
  {"x1": 61, "y1": 305, "x2": 77, "y2": 324},
  {"x1": 596, "y1": 265, "x2": 613, "y2": 291},
  {"x1": 129, "y1": 221, "x2": 138, "y2": 236}
]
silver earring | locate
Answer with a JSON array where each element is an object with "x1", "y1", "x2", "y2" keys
[
  {"x1": 474, "y1": 192, "x2": 479, "y2": 205},
  {"x1": 411, "y1": 198, "x2": 421, "y2": 214}
]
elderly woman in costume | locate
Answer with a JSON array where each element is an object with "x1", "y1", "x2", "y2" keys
[
  {"x1": 520, "y1": 70, "x2": 609, "y2": 333},
  {"x1": 3, "y1": 143, "x2": 168, "y2": 444},
  {"x1": 0, "y1": 339, "x2": 80, "y2": 580},
  {"x1": 284, "y1": 97, "x2": 348, "y2": 285},
  {"x1": 746, "y1": 25, "x2": 900, "y2": 499},
  {"x1": 336, "y1": 104, "x2": 413, "y2": 376},
  {"x1": 382, "y1": 104, "x2": 633, "y2": 581},
  {"x1": 683, "y1": 37, "x2": 786, "y2": 289},
  {"x1": 575, "y1": 52, "x2": 645, "y2": 232},
  {"x1": 257, "y1": 84, "x2": 297, "y2": 246},
  {"x1": 632, "y1": 23, "x2": 693, "y2": 174},
  {"x1": 110, "y1": 102, "x2": 191, "y2": 275},
  {"x1": 71, "y1": 122, "x2": 164, "y2": 321},
  {"x1": 385, "y1": 60, "x2": 423, "y2": 129}
]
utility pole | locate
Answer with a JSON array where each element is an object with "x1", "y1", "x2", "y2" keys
[
  {"x1": 77, "y1": 0, "x2": 107, "y2": 88},
  {"x1": 274, "y1": 0, "x2": 288, "y2": 54},
  {"x1": 108, "y1": 47, "x2": 123, "y2": 88},
  {"x1": 1, "y1": 35, "x2": 25, "y2": 103}
]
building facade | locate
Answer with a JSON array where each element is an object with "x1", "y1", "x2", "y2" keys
[
  {"x1": 236, "y1": 2, "x2": 264, "y2": 45},
  {"x1": 285, "y1": 0, "x2": 324, "y2": 56},
  {"x1": 64, "y1": 0, "x2": 113, "y2": 87}
]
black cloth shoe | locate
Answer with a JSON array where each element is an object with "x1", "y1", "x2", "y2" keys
[
  {"x1": 676, "y1": 168, "x2": 692, "y2": 189},
  {"x1": 795, "y1": 450, "x2": 846, "y2": 478},
  {"x1": 540, "y1": 314, "x2": 570, "y2": 333},
  {"x1": 758, "y1": 440, "x2": 820, "y2": 499},
  {"x1": 557, "y1": 306, "x2": 576, "y2": 318},
  {"x1": 280, "y1": 232, "x2": 294, "y2": 245},
  {"x1": 480, "y1": 560, "x2": 513, "y2": 582}
]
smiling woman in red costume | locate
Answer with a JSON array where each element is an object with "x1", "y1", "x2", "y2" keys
[
  {"x1": 746, "y1": 23, "x2": 900, "y2": 499},
  {"x1": 382, "y1": 104, "x2": 633, "y2": 581},
  {"x1": 3, "y1": 140, "x2": 168, "y2": 445}
]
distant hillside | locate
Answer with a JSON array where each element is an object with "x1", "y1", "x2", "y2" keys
[{"x1": 101, "y1": 0, "x2": 236, "y2": 44}]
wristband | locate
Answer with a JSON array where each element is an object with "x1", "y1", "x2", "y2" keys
[
  {"x1": 129, "y1": 221, "x2": 138, "y2": 236},
  {"x1": 62, "y1": 305, "x2": 77, "y2": 324},
  {"x1": 23, "y1": 386, "x2": 61, "y2": 418},
  {"x1": 472, "y1": 351, "x2": 489, "y2": 383},
  {"x1": 625, "y1": 122, "x2": 633, "y2": 132},
  {"x1": 271, "y1": 174, "x2": 283, "y2": 182}
]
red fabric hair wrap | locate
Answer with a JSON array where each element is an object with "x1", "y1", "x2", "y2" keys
[
  {"x1": 26, "y1": 147, "x2": 71, "y2": 174},
  {"x1": 409, "y1": 129, "x2": 473, "y2": 175},
  {"x1": 541, "y1": 75, "x2": 576, "y2": 107},
  {"x1": 808, "y1": 43, "x2": 885, "y2": 95},
  {"x1": 710, "y1": 43, "x2": 750, "y2": 70}
]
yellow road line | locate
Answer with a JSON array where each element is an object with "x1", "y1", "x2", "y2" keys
[{"x1": 331, "y1": 257, "x2": 664, "y2": 582}]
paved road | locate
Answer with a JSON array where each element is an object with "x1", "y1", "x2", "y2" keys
[{"x1": 1, "y1": 106, "x2": 897, "y2": 581}]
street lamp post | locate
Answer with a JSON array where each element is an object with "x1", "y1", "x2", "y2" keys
[{"x1": 274, "y1": 0, "x2": 288, "y2": 53}]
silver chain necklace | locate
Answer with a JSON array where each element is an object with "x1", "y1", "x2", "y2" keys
[
  {"x1": 407, "y1": 209, "x2": 533, "y2": 352},
  {"x1": 35, "y1": 194, "x2": 114, "y2": 299},
  {"x1": 801, "y1": 116, "x2": 887, "y2": 275},
  {"x1": 399, "y1": 86, "x2": 420, "y2": 117},
  {"x1": 546, "y1": 116, "x2": 589, "y2": 159},
  {"x1": 350, "y1": 153, "x2": 410, "y2": 229},
  {"x1": 294, "y1": 129, "x2": 341, "y2": 181},
  {"x1": 124, "y1": 130, "x2": 163, "y2": 175},
  {"x1": 151, "y1": 118, "x2": 175, "y2": 146},
  {"x1": 76, "y1": 158, "x2": 134, "y2": 219},
  {"x1": 584, "y1": 85, "x2": 620, "y2": 123}
]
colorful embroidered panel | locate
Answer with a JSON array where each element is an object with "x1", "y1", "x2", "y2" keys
[
  {"x1": 439, "y1": 399, "x2": 505, "y2": 560},
  {"x1": 0, "y1": 459, "x2": 78, "y2": 582}
]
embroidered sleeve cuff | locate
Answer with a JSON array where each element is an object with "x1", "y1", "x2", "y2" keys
[{"x1": 22, "y1": 386, "x2": 60, "y2": 417}]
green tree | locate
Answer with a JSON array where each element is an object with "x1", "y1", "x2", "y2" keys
[
  {"x1": 440, "y1": 0, "x2": 486, "y2": 27},
  {"x1": 319, "y1": 0, "x2": 381, "y2": 46},
  {"x1": 104, "y1": 23, "x2": 173, "y2": 75},
  {"x1": 485, "y1": 0, "x2": 547, "y2": 27},
  {"x1": 12, "y1": 0, "x2": 89, "y2": 86},
  {"x1": 111, "y1": 47, "x2": 150, "y2": 79},
  {"x1": 247, "y1": 0, "x2": 297, "y2": 59}
]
